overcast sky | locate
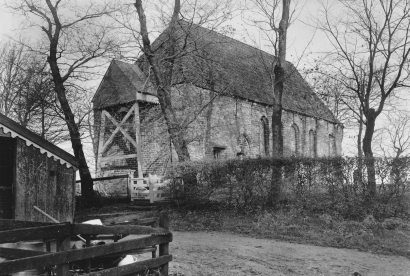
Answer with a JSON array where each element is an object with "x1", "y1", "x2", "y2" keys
[{"x1": 1, "y1": 1, "x2": 408, "y2": 161}]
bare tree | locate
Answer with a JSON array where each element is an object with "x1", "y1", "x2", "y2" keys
[
  {"x1": 135, "y1": 0, "x2": 190, "y2": 161},
  {"x1": 0, "y1": 41, "x2": 68, "y2": 143},
  {"x1": 377, "y1": 110, "x2": 410, "y2": 159},
  {"x1": 7, "y1": 0, "x2": 120, "y2": 203},
  {"x1": 317, "y1": 0, "x2": 410, "y2": 199},
  {"x1": 0, "y1": 42, "x2": 28, "y2": 118},
  {"x1": 243, "y1": 0, "x2": 291, "y2": 206},
  {"x1": 132, "y1": 0, "x2": 236, "y2": 162},
  {"x1": 244, "y1": 0, "x2": 293, "y2": 156}
]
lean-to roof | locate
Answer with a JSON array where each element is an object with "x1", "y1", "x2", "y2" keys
[{"x1": 0, "y1": 113, "x2": 78, "y2": 169}]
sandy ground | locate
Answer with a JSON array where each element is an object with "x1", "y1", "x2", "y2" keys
[{"x1": 167, "y1": 231, "x2": 410, "y2": 276}]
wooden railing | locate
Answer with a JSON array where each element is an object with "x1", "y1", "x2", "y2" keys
[
  {"x1": 0, "y1": 212, "x2": 172, "y2": 276},
  {"x1": 128, "y1": 173, "x2": 169, "y2": 203},
  {"x1": 75, "y1": 174, "x2": 170, "y2": 203}
]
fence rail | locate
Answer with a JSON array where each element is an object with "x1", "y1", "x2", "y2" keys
[
  {"x1": 76, "y1": 173, "x2": 170, "y2": 203},
  {"x1": 75, "y1": 174, "x2": 129, "y2": 183},
  {"x1": 0, "y1": 212, "x2": 172, "y2": 276}
]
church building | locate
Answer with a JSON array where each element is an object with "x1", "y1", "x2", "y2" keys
[{"x1": 92, "y1": 21, "x2": 343, "y2": 184}]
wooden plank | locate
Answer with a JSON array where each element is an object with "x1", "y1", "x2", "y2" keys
[
  {"x1": 111, "y1": 217, "x2": 157, "y2": 227},
  {"x1": 104, "y1": 111, "x2": 139, "y2": 152},
  {"x1": 72, "y1": 223, "x2": 169, "y2": 236},
  {"x1": 134, "y1": 102, "x2": 144, "y2": 179},
  {"x1": 100, "y1": 154, "x2": 138, "y2": 162},
  {"x1": 136, "y1": 92, "x2": 159, "y2": 104},
  {"x1": 75, "y1": 174, "x2": 129, "y2": 184},
  {"x1": 85, "y1": 255, "x2": 172, "y2": 276},
  {"x1": 127, "y1": 171, "x2": 132, "y2": 199},
  {"x1": 0, "y1": 247, "x2": 48, "y2": 259},
  {"x1": 137, "y1": 217, "x2": 157, "y2": 226},
  {"x1": 0, "y1": 219, "x2": 54, "y2": 231},
  {"x1": 56, "y1": 236, "x2": 71, "y2": 276},
  {"x1": 0, "y1": 234, "x2": 172, "y2": 274},
  {"x1": 14, "y1": 139, "x2": 75, "y2": 223},
  {"x1": 158, "y1": 212, "x2": 170, "y2": 276},
  {"x1": 0, "y1": 223, "x2": 71, "y2": 243},
  {"x1": 101, "y1": 246, "x2": 156, "y2": 256},
  {"x1": 96, "y1": 109, "x2": 106, "y2": 176},
  {"x1": 101, "y1": 106, "x2": 136, "y2": 153},
  {"x1": 149, "y1": 182, "x2": 154, "y2": 203}
]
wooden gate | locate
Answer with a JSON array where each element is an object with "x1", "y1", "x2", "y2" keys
[{"x1": 128, "y1": 173, "x2": 169, "y2": 203}]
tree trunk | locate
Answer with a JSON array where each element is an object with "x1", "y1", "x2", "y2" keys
[
  {"x1": 47, "y1": 37, "x2": 94, "y2": 202},
  {"x1": 270, "y1": 0, "x2": 290, "y2": 207},
  {"x1": 356, "y1": 108, "x2": 364, "y2": 189},
  {"x1": 272, "y1": 66, "x2": 284, "y2": 156},
  {"x1": 363, "y1": 108, "x2": 377, "y2": 199},
  {"x1": 49, "y1": 67, "x2": 94, "y2": 200},
  {"x1": 135, "y1": 0, "x2": 190, "y2": 163}
]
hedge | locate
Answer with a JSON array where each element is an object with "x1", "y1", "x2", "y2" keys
[{"x1": 166, "y1": 157, "x2": 410, "y2": 219}]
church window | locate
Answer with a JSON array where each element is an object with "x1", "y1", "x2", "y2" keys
[
  {"x1": 329, "y1": 134, "x2": 336, "y2": 156},
  {"x1": 260, "y1": 116, "x2": 269, "y2": 156},
  {"x1": 309, "y1": 130, "x2": 316, "y2": 157},
  {"x1": 291, "y1": 124, "x2": 300, "y2": 155}
]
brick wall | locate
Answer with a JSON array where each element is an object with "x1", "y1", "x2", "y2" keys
[{"x1": 94, "y1": 84, "x2": 343, "y2": 195}]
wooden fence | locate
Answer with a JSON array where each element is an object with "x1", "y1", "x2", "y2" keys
[
  {"x1": 128, "y1": 173, "x2": 169, "y2": 203},
  {"x1": 0, "y1": 212, "x2": 172, "y2": 275},
  {"x1": 76, "y1": 174, "x2": 170, "y2": 203}
]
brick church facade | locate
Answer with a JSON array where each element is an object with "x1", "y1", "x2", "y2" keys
[{"x1": 92, "y1": 21, "x2": 343, "y2": 182}]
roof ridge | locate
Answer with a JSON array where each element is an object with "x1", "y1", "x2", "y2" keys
[
  {"x1": 113, "y1": 59, "x2": 141, "y2": 93},
  {"x1": 178, "y1": 20, "x2": 288, "y2": 65}
]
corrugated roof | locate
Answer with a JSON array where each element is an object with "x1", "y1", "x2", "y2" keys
[{"x1": 0, "y1": 113, "x2": 78, "y2": 168}]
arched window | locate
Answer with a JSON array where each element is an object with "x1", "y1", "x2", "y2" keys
[
  {"x1": 237, "y1": 134, "x2": 250, "y2": 157},
  {"x1": 309, "y1": 130, "x2": 316, "y2": 158},
  {"x1": 260, "y1": 116, "x2": 270, "y2": 156},
  {"x1": 291, "y1": 124, "x2": 300, "y2": 155}
]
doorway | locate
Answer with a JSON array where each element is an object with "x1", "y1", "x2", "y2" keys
[{"x1": 0, "y1": 137, "x2": 15, "y2": 219}]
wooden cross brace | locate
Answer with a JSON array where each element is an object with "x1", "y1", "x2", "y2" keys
[{"x1": 100, "y1": 105, "x2": 138, "y2": 154}]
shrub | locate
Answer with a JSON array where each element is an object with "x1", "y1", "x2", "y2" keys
[{"x1": 166, "y1": 157, "x2": 410, "y2": 219}]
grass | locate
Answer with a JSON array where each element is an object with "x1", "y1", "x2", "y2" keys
[
  {"x1": 168, "y1": 207, "x2": 410, "y2": 259},
  {"x1": 75, "y1": 202, "x2": 410, "y2": 259}
]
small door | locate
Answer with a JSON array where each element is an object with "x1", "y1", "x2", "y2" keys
[{"x1": 0, "y1": 137, "x2": 15, "y2": 219}]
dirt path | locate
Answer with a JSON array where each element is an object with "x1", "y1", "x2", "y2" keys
[{"x1": 168, "y1": 231, "x2": 410, "y2": 276}]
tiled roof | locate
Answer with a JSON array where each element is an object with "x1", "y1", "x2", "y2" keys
[
  {"x1": 92, "y1": 60, "x2": 156, "y2": 109},
  {"x1": 148, "y1": 21, "x2": 339, "y2": 123},
  {"x1": 94, "y1": 21, "x2": 338, "y2": 123}
]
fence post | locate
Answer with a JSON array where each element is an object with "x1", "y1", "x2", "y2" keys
[
  {"x1": 158, "y1": 211, "x2": 170, "y2": 276},
  {"x1": 56, "y1": 236, "x2": 70, "y2": 276},
  {"x1": 149, "y1": 180, "x2": 154, "y2": 203},
  {"x1": 127, "y1": 171, "x2": 132, "y2": 200}
]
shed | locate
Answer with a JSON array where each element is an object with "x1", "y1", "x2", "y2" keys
[{"x1": 0, "y1": 113, "x2": 78, "y2": 222}]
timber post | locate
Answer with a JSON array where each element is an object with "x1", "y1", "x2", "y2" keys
[
  {"x1": 158, "y1": 211, "x2": 170, "y2": 276},
  {"x1": 56, "y1": 236, "x2": 71, "y2": 276}
]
